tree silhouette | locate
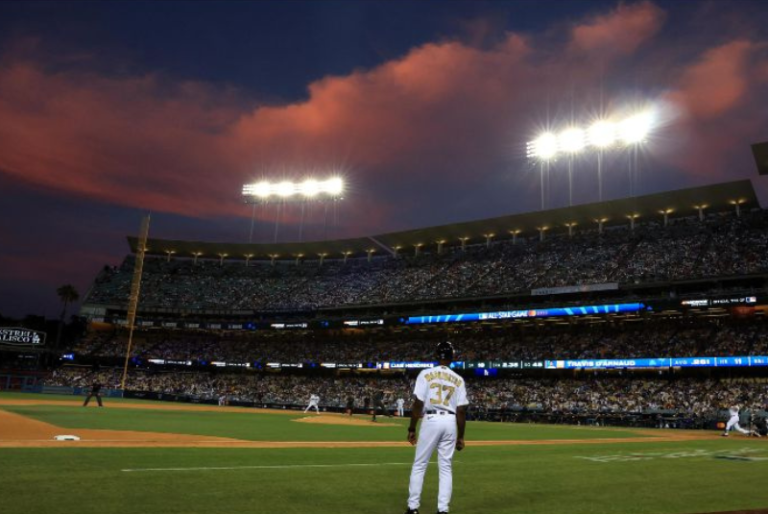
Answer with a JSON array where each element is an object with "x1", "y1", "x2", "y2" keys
[{"x1": 55, "y1": 284, "x2": 79, "y2": 348}]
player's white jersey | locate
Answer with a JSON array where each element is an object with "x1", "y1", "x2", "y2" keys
[
  {"x1": 413, "y1": 365, "x2": 468, "y2": 413},
  {"x1": 396, "y1": 398, "x2": 405, "y2": 408},
  {"x1": 729, "y1": 406, "x2": 740, "y2": 417},
  {"x1": 310, "y1": 394, "x2": 320, "y2": 403}
]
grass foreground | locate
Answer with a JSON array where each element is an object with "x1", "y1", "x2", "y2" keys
[{"x1": 1, "y1": 392, "x2": 767, "y2": 514}]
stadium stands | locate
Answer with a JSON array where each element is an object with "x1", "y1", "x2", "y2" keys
[
  {"x1": 56, "y1": 182, "x2": 768, "y2": 430},
  {"x1": 83, "y1": 210, "x2": 768, "y2": 312}
]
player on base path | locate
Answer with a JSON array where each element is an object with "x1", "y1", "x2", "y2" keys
[
  {"x1": 396, "y1": 397, "x2": 406, "y2": 417},
  {"x1": 405, "y1": 341, "x2": 468, "y2": 514},
  {"x1": 304, "y1": 393, "x2": 320, "y2": 414},
  {"x1": 722, "y1": 405, "x2": 750, "y2": 436}
]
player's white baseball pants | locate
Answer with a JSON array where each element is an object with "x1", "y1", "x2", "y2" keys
[
  {"x1": 398, "y1": 407, "x2": 405, "y2": 417},
  {"x1": 408, "y1": 413, "x2": 457, "y2": 512},
  {"x1": 304, "y1": 402, "x2": 319, "y2": 413},
  {"x1": 725, "y1": 415, "x2": 749, "y2": 434}
]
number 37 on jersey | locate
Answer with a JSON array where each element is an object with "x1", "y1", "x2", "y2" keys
[{"x1": 413, "y1": 366, "x2": 469, "y2": 412}]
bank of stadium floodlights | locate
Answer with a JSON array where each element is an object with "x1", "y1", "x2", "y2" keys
[
  {"x1": 242, "y1": 177, "x2": 345, "y2": 202},
  {"x1": 526, "y1": 110, "x2": 655, "y2": 209},
  {"x1": 241, "y1": 177, "x2": 345, "y2": 243}
]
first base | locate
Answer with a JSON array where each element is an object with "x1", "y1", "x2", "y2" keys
[{"x1": 54, "y1": 435, "x2": 81, "y2": 441}]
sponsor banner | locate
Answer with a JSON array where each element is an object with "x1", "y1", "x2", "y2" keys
[
  {"x1": 531, "y1": 283, "x2": 618, "y2": 296},
  {"x1": 211, "y1": 361, "x2": 251, "y2": 368},
  {"x1": 0, "y1": 327, "x2": 46, "y2": 346},
  {"x1": 343, "y1": 319, "x2": 384, "y2": 327},
  {"x1": 271, "y1": 322, "x2": 308, "y2": 329},
  {"x1": 681, "y1": 296, "x2": 758, "y2": 308}
]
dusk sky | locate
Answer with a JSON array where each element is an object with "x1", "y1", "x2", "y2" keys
[{"x1": 1, "y1": 0, "x2": 767, "y2": 318}]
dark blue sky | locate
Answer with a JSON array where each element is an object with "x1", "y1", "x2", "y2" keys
[{"x1": 0, "y1": 0, "x2": 767, "y2": 318}]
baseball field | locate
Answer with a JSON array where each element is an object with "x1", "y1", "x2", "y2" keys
[{"x1": 1, "y1": 392, "x2": 766, "y2": 514}]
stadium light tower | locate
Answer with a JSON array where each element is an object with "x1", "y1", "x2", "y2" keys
[
  {"x1": 242, "y1": 177, "x2": 345, "y2": 202},
  {"x1": 526, "y1": 133, "x2": 557, "y2": 210},
  {"x1": 588, "y1": 121, "x2": 616, "y2": 201},
  {"x1": 526, "y1": 109, "x2": 656, "y2": 205},
  {"x1": 559, "y1": 128, "x2": 585, "y2": 206},
  {"x1": 242, "y1": 176, "x2": 345, "y2": 243}
]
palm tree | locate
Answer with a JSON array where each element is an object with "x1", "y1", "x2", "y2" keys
[{"x1": 55, "y1": 284, "x2": 80, "y2": 348}]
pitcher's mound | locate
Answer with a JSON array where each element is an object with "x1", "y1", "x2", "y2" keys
[{"x1": 293, "y1": 415, "x2": 399, "y2": 427}]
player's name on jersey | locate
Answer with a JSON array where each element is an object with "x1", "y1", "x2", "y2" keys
[{"x1": 423, "y1": 369, "x2": 464, "y2": 388}]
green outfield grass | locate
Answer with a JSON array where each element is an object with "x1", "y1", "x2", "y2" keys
[
  {"x1": 0, "y1": 392, "x2": 645, "y2": 442},
  {"x1": 2, "y1": 392, "x2": 767, "y2": 514},
  {"x1": 1, "y1": 405, "x2": 645, "y2": 442}
]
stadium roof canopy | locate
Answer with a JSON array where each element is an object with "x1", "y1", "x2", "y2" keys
[{"x1": 129, "y1": 179, "x2": 758, "y2": 262}]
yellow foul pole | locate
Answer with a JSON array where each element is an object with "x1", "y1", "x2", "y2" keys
[{"x1": 121, "y1": 214, "x2": 150, "y2": 390}]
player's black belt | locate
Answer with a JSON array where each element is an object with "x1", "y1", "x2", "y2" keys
[{"x1": 425, "y1": 409, "x2": 455, "y2": 415}]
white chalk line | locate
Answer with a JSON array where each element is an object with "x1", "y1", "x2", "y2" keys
[{"x1": 122, "y1": 461, "x2": 450, "y2": 473}]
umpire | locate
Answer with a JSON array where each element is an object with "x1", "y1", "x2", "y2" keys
[
  {"x1": 372, "y1": 390, "x2": 392, "y2": 422},
  {"x1": 345, "y1": 395, "x2": 355, "y2": 416},
  {"x1": 83, "y1": 380, "x2": 104, "y2": 407}
]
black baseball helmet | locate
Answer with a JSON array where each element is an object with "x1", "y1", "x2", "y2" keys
[{"x1": 436, "y1": 341, "x2": 454, "y2": 361}]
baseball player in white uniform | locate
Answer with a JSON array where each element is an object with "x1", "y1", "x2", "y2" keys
[
  {"x1": 304, "y1": 393, "x2": 320, "y2": 414},
  {"x1": 405, "y1": 341, "x2": 468, "y2": 514},
  {"x1": 396, "y1": 397, "x2": 406, "y2": 417},
  {"x1": 722, "y1": 405, "x2": 749, "y2": 436}
]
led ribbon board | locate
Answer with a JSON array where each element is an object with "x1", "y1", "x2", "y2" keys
[
  {"x1": 405, "y1": 303, "x2": 645, "y2": 325},
  {"x1": 545, "y1": 356, "x2": 768, "y2": 369}
]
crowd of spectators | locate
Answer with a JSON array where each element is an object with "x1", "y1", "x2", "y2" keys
[
  {"x1": 52, "y1": 315, "x2": 768, "y2": 425},
  {"x1": 71, "y1": 317, "x2": 768, "y2": 364},
  {"x1": 84, "y1": 210, "x2": 768, "y2": 312}
]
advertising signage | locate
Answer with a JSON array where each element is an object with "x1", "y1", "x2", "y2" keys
[
  {"x1": 0, "y1": 327, "x2": 46, "y2": 346},
  {"x1": 681, "y1": 296, "x2": 758, "y2": 308}
]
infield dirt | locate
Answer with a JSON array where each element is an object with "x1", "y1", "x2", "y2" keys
[{"x1": 0, "y1": 398, "x2": 731, "y2": 449}]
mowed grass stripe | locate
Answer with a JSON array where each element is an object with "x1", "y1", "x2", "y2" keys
[{"x1": 122, "y1": 461, "x2": 425, "y2": 472}]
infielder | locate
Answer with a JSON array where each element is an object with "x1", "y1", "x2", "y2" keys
[
  {"x1": 405, "y1": 341, "x2": 468, "y2": 514},
  {"x1": 722, "y1": 405, "x2": 750, "y2": 436},
  {"x1": 396, "y1": 397, "x2": 406, "y2": 417},
  {"x1": 304, "y1": 393, "x2": 320, "y2": 414}
]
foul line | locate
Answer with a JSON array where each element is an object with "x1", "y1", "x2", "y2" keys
[{"x1": 122, "y1": 461, "x2": 444, "y2": 473}]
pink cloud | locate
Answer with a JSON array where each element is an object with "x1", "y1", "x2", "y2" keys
[
  {"x1": 0, "y1": 1, "x2": 766, "y2": 241},
  {"x1": 569, "y1": 1, "x2": 666, "y2": 57},
  {"x1": 662, "y1": 40, "x2": 768, "y2": 177},
  {"x1": 666, "y1": 40, "x2": 754, "y2": 120}
]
